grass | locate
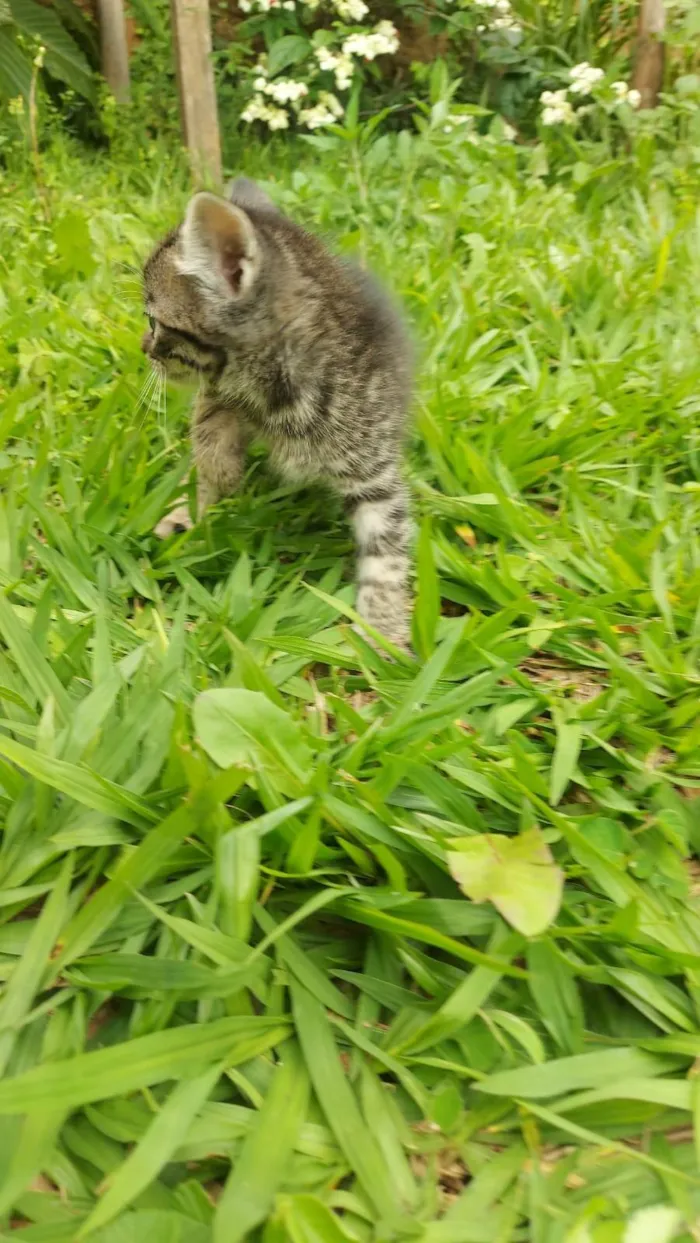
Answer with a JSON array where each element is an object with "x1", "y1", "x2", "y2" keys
[{"x1": 0, "y1": 116, "x2": 699, "y2": 1242}]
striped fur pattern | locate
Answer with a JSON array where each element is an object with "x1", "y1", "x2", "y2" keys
[{"x1": 142, "y1": 179, "x2": 413, "y2": 647}]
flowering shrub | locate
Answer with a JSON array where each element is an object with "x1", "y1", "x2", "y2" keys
[
  {"x1": 539, "y1": 61, "x2": 641, "y2": 129},
  {"x1": 233, "y1": 0, "x2": 525, "y2": 133},
  {"x1": 118, "y1": 0, "x2": 697, "y2": 154},
  {"x1": 472, "y1": 0, "x2": 521, "y2": 34},
  {"x1": 234, "y1": 4, "x2": 401, "y2": 133}
]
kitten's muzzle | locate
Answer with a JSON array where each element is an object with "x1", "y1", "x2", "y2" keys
[{"x1": 141, "y1": 330, "x2": 154, "y2": 355}]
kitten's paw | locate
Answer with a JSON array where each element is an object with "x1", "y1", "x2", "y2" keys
[{"x1": 154, "y1": 505, "x2": 194, "y2": 539}]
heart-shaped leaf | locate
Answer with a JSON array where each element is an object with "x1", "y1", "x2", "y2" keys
[
  {"x1": 622, "y1": 1205, "x2": 682, "y2": 1243},
  {"x1": 447, "y1": 828, "x2": 563, "y2": 936}
]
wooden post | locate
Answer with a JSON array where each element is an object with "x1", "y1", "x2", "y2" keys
[
  {"x1": 96, "y1": 0, "x2": 130, "y2": 104},
  {"x1": 170, "y1": 0, "x2": 222, "y2": 188},
  {"x1": 632, "y1": 0, "x2": 666, "y2": 109}
]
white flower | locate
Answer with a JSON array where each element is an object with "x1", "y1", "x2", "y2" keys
[
  {"x1": 502, "y1": 120, "x2": 516, "y2": 140},
  {"x1": 267, "y1": 108, "x2": 290, "y2": 130},
  {"x1": 315, "y1": 47, "x2": 353, "y2": 88},
  {"x1": 342, "y1": 20, "x2": 399, "y2": 61},
  {"x1": 540, "y1": 89, "x2": 568, "y2": 106},
  {"x1": 239, "y1": 0, "x2": 252, "y2": 10},
  {"x1": 299, "y1": 102, "x2": 337, "y2": 128},
  {"x1": 253, "y1": 76, "x2": 267, "y2": 91},
  {"x1": 569, "y1": 61, "x2": 604, "y2": 94},
  {"x1": 332, "y1": 0, "x2": 368, "y2": 19},
  {"x1": 241, "y1": 94, "x2": 265, "y2": 122},
  {"x1": 548, "y1": 244, "x2": 570, "y2": 270},
  {"x1": 541, "y1": 90, "x2": 575, "y2": 125},
  {"x1": 316, "y1": 47, "x2": 339, "y2": 72},
  {"x1": 263, "y1": 77, "x2": 309, "y2": 104},
  {"x1": 610, "y1": 80, "x2": 641, "y2": 108},
  {"x1": 475, "y1": 0, "x2": 520, "y2": 28},
  {"x1": 319, "y1": 89, "x2": 343, "y2": 117},
  {"x1": 334, "y1": 55, "x2": 354, "y2": 89},
  {"x1": 298, "y1": 90, "x2": 344, "y2": 128},
  {"x1": 241, "y1": 94, "x2": 290, "y2": 129},
  {"x1": 283, "y1": 1, "x2": 295, "y2": 8},
  {"x1": 443, "y1": 114, "x2": 479, "y2": 141}
]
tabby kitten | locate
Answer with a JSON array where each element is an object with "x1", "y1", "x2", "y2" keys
[{"x1": 142, "y1": 178, "x2": 413, "y2": 647}]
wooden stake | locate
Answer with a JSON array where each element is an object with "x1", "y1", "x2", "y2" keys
[
  {"x1": 632, "y1": 0, "x2": 666, "y2": 110},
  {"x1": 96, "y1": 0, "x2": 130, "y2": 104},
  {"x1": 170, "y1": 0, "x2": 222, "y2": 188}
]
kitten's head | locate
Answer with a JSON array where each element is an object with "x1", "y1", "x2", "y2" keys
[{"x1": 141, "y1": 182, "x2": 276, "y2": 380}]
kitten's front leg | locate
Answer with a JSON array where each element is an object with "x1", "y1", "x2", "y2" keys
[
  {"x1": 342, "y1": 470, "x2": 412, "y2": 650},
  {"x1": 154, "y1": 398, "x2": 246, "y2": 538}
]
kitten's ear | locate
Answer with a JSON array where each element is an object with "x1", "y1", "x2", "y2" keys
[
  {"x1": 177, "y1": 192, "x2": 259, "y2": 298},
  {"x1": 228, "y1": 176, "x2": 278, "y2": 214}
]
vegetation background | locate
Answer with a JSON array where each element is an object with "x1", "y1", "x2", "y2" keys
[{"x1": 0, "y1": 1, "x2": 700, "y2": 1240}]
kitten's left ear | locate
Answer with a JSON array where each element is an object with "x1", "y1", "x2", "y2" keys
[{"x1": 177, "y1": 192, "x2": 259, "y2": 298}]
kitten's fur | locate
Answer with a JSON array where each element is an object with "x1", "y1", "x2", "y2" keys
[{"x1": 142, "y1": 178, "x2": 413, "y2": 646}]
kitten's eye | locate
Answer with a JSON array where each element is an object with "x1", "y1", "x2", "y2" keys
[{"x1": 147, "y1": 314, "x2": 156, "y2": 331}]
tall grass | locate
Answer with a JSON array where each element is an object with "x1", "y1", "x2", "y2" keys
[{"x1": 0, "y1": 119, "x2": 699, "y2": 1240}]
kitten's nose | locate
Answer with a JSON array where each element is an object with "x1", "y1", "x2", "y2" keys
[{"x1": 141, "y1": 331, "x2": 153, "y2": 354}]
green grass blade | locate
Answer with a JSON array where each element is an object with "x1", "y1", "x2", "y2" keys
[
  {"x1": 290, "y1": 980, "x2": 397, "y2": 1222},
  {"x1": 213, "y1": 1040, "x2": 310, "y2": 1243},
  {"x1": 79, "y1": 1064, "x2": 222, "y2": 1236},
  {"x1": 0, "y1": 1017, "x2": 289, "y2": 1114}
]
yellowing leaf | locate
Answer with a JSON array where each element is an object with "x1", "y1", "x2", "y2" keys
[
  {"x1": 455, "y1": 524, "x2": 477, "y2": 548},
  {"x1": 447, "y1": 828, "x2": 563, "y2": 937},
  {"x1": 622, "y1": 1205, "x2": 682, "y2": 1243}
]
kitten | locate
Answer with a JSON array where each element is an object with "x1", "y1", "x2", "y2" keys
[{"x1": 142, "y1": 178, "x2": 413, "y2": 648}]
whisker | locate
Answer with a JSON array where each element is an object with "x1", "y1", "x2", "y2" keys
[
  {"x1": 158, "y1": 371, "x2": 167, "y2": 439},
  {"x1": 135, "y1": 365, "x2": 159, "y2": 429},
  {"x1": 134, "y1": 370, "x2": 154, "y2": 414}
]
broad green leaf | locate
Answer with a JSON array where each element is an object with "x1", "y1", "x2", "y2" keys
[
  {"x1": 9, "y1": 0, "x2": 94, "y2": 97},
  {"x1": 0, "y1": 25, "x2": 30, "y2": 96},
  {"x1": 194, "y1": 688, "x2": 312, "y2": 789},
  {"x1": 267, "y1": 34, "x2": 310, "y2": 77}
]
